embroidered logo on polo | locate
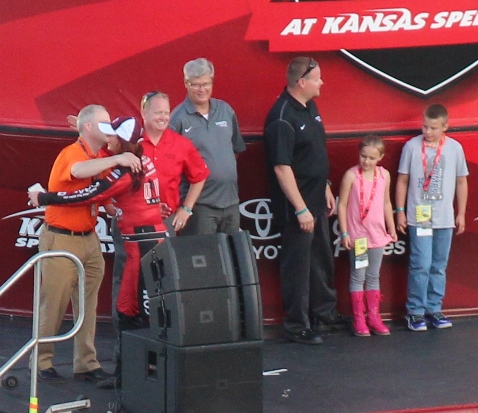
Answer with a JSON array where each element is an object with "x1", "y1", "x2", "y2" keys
[
  {"x1": 215, "y1": 121, "x2": 228, "y2": 128},
  {"x1": 184, "y1": 126, "x2": 192, "y2": 133},
  {"x1": 246, "y1": 1, "x2": 478, "y2": 97}
]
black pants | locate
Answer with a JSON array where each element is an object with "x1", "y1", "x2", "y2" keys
[
  {"x1": 110, "y1": 221, "x2": 165, "y2": 365},
  {"x1": 280, "y1": 211, "x2": 337, "y2": 333}
]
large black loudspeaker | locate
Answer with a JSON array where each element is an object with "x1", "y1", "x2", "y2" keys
[
  {"x1": 148, "y1": 287, "x2": 241, "y2": 346},
  {"x1": 143, "y1": 232, "x2": 255, "y2": 295},
  {"x1": 142, "y1": 231, "x2": 263, "y2": 346},
  {"x1": 121, "y1": 329, "x2": 263, "y2": 413}
]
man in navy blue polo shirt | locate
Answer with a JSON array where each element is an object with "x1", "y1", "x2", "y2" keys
[{"x1": 264, "y1": 57, "x2": 345, "y2": 345}]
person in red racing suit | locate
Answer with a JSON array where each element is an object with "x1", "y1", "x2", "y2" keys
[{"x1": 29, "y1": 117, "x2": 167, "y2": 380}]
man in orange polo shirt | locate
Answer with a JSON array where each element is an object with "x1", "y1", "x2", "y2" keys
[{"x1": 37, "y1": 104, "x2": 141, "y2": 382}]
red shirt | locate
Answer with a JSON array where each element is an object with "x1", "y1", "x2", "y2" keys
[{"x1": 141, "y1": 129, "x2": 209, "y2": 211}]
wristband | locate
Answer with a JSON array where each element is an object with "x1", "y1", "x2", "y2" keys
[
  {"x1": 182, "y1": 205, "x2": 193, "y2": 215},
  {"x1": 326, "y1": 179, "x2": 332, "y2": 187},
  {"x1": 395, "y1": 207, "x2": 405, "y2": 213},
  {"x1": 341, "y1": 232, "x2": 349, "y2": 238},
  {"x1": 295, "y1": 208, "x2": 308, "y2": 216}
]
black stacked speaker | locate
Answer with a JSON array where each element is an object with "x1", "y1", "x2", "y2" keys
[
  {"x1": 121, "y1": 231, "x2": 263, "y2": 413},
  {"x1": 122, "y1": 329, "x2": 263, "y2": 413}
]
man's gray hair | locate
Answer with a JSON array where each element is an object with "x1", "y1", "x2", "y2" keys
[
  {"x1": 77, "y1": 104, "x2": 106, "y2": 133},
  {"x1": 183, "y1": 58, "x2": 215, "y2": 80}
]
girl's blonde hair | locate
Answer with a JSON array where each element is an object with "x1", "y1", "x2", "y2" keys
[{"x1": 359, "y1": 134, "x2": 385, "y2": 156}]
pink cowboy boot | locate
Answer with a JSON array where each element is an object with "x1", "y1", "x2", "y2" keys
[
  {"x1": 350, "y1": 291, "x2": 370, "y2": 337},
  {"x1": 365, "y1": 290, "x2": 390, "y2": 335}
]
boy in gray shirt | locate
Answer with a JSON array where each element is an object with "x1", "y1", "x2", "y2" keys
[{"x1": 396, "y1": 104, "x2": 468, "y2": 331}]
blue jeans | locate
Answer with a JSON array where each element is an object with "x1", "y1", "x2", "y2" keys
[{"x1": 406, "y1": 226, "x2": 453, "y2": 316}]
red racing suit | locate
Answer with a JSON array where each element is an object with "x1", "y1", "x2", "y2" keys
[{"x1": 38, "y1": 155, "x2": 167, "y2": 318}]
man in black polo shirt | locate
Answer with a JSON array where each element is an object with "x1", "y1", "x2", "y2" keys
[{"x1": 264, "y1": 56, "x2": 345, "y2": 344}]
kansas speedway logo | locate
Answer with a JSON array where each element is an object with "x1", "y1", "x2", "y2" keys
[{"x1": 247, "y1": 0, "x2": 478, "y2": 97}]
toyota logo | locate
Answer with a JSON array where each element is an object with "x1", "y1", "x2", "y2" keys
[{"x1": 239, "y1": 198, "x2": 280, "y2": 240}]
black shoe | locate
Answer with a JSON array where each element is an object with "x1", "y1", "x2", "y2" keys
[
  {"x1": 286, "y1": 329, "x2": 323, "y2": 345},
  {"x1": 97, "y1": 375, "x2": 122, "y2": 390},
  {"x1": 38, "y1": 367, "x2": 66, "y2": 383},
  {"x1": 74, "y1": 368, "x2": 113, "y2": 383},
  {"x1": 317, "y1": 313, "x2": 351, "y2": 326}
]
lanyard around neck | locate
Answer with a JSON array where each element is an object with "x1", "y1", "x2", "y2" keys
[
  {"x1": 77, "y1": 138, "x2": 96, "y2": 160},
  {"x1": 77, "y1": 138, "x2": 99, "y2": 181},
  {"x1": 358, "y1": 167, "x2": 378, "y2": 222},
  {"x1": 421, "y1": 135, "x2": 445, "y2": 193}
]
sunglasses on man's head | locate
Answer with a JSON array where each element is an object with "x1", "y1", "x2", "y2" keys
[
  {"x1": 299, "y1": 58, "x2": 318, "y2": 80},
  {"x1": 141, "y1": 91, "x2": 160, "y2": 109}
]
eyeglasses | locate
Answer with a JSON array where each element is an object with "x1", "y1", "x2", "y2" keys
[
  {"x1": 299, "y1": 58, "x2": 318, "y2": 80},
  {"x1": 141, "y1": 91, "x2": 160, "y2": 109},
  {"x1": 187, "y1": 81, "x2": 213, "y2": 90}
]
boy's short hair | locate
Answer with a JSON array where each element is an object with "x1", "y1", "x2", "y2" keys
[{"x1": 424, "y1": 104, "x2": 448, "y2": 123}]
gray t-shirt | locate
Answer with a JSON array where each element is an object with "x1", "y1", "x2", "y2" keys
[
  {"x1": 170, "y1": 97, "x2": 246, "y2": 208},
  {"x1": 398, "y1": 134, "x2": 468, "y2": 228}
]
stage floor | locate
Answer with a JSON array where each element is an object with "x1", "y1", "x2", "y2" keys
[{"x1": 1, "y1": 315, "x2": 478, "y2": 413}]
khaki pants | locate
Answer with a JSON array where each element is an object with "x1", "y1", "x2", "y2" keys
[{"x1": 37, "y1": 228, "x2": 105, "y2": 373}]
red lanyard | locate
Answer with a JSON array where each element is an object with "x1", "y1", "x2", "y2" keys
[
  {"x1": 358, "y1": 167, "x2": 378, "y2": 222},
  {"x1": 421, "y1": 135, "x2": 445, "y2": 192}
]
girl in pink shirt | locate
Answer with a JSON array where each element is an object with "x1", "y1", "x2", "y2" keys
[{"x1": 338, "y1": 135, "x2": 397, "y2": 337}]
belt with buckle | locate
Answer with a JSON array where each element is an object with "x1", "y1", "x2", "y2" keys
[
  {"x1": 122, "y1": 231, "x2": 168, "y2": 242},
  {"x1": 45, "y1": 224, "x2": 93, "y2": 237}
]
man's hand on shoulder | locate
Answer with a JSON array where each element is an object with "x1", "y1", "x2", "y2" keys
[
  {"x1": 67, "y1": 115, "x2": 78, "y2": 131},
  {"x1": 115, "y1": 153, "x2": 142, "y2": 173}
]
